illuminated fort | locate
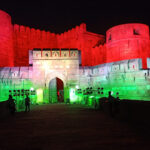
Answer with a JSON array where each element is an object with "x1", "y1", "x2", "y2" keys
[{"x1": 0, "y1": 10, "x2": 150, "y2": 110}]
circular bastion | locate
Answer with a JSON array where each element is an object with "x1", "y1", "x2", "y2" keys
[{"x1": 0, "y1": 10, "x2": 14, "y2": 67}]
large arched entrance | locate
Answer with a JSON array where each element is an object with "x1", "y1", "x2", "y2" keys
[{"x1": 49, "y1": 77, "x2": 64, "y2": 103}]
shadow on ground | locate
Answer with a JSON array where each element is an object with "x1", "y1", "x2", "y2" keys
[{"x1": 0, "y1": 104, "x2": 150, "y2": 150}]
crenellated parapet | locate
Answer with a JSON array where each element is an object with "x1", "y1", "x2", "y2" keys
[
  {"x1": 56, "y1": 23, "x2": 87, "y2": 48},
  {"x1": 13, "y1": 24, "x2": 57, "y2": 66},
  {"x1": 0, "y1": 10, "x2": 150, "y2": 69}
]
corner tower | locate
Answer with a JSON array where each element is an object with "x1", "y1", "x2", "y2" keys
[
  {"x1": 0, "y1": 10, "x2": 14, "y2": 67},
  {"x1": 106, "y1": 23, "x2": 150, "y2": 69}
]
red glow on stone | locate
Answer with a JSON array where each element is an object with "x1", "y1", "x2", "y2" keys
[
  {"x1": 0, "y1": 10, "x2": 14, "y2": 67},
  {"x1": 0, "y1": 10, "x2": 150, "y2": 69}
]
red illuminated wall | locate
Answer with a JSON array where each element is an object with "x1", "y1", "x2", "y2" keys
[
  {"x1": 13, "y1": 22, "x2": 104, "y2": 66},
  {"x1": 105, "y1": 24, "x2": 150, "y2": 69},
  {"x1": 56, "y1": 24, "x2": 105, "y2": 66},
  {"x1": 56, "y1": 77, "x2": 64, "y2": 102},
  {"x1": 0, "y1": 10, "x2": 150, "y2": 68},
  {"x1": 90, "y1": 23, "x2": 150, "y2": 68},
  {"x1": 0, "y1": 10, "x2": 13, "y2": 67},
  {"x1": 13, "y1": 24, "x2": 57, "y2": 66}
]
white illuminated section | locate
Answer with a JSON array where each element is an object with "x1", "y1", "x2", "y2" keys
[
  {"x1": 43, "y1": 62, "x2": 50, "y2": 69},
  {"x1": 66, "y1": 65, "x2": 70, "y2": 68},
  {"x1": 30, "y1": 87, "x2": 34, "y2": 91},
  {"x1": 49, "y1": 70, "x2": 53, "y2": 73},
  {"x1": 36, "y1": 89, "x2": 43, "y2": 103},
  {"x1": 75, "y1": 85, "x2": 79, "y2": 89},
  {"x1": 69, "y1": 88, "x2": 77, "y2": 103}
]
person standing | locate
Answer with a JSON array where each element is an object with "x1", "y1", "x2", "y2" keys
[
  {"x1": 8, "y1": 95, "x2": 16, "y2": 114},
  {"x1": 25, "y1": 95, "x2": 30, "y2": 112},
  {"x1": 108, "y1": 91, "x2": 115, "y2": 117}
]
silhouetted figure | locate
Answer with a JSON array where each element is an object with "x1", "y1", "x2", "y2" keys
[
  {"x1": 66, "y1": 98, "x2": 70, "y2": 104},
  {"x1": 114, "y1": 96, "x2": 120, "y2": 114},
  {"x1": 99, "y1": 97, "x2": 105, "y2": 110},
  {"x1": 94, "y1": 99, "x2": 98, "y2": 109},
  {"x1": 8, "y1": 95, "x2": 16, "y2": 115},
  {"x1": 108, "y1": 91, "x2": 115, "y2": 117},
  {"x1": 25, "y1": 95, "x2": 30, "y2": 112}
]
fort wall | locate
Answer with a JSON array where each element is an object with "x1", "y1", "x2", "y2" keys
[
  {"x1": 106, "y1": 23, "x2": 150, "y2": 69},
  {"x1": 13, "y1": 22, "x2": 105, "y2": 66},
  {"x1": 0, "y1": 10, "x2": 13, "y2": 67},
  {"x1": 13, "y1": 24, "x2": 57, "y2": 66},
  {"x1": 0, "y1": 10, "x2": 150, "y2": 69}
]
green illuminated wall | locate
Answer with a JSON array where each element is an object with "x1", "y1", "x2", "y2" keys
[
  {"x1": 49, "y1": 78, "x2": 57, "y2": 103},
  {"x1": 1, "y1": 57, "x2": 150, "y2": 111},
  {"x1": 67, "y1": 58, "x2": 150, "y2": 108},
  {"x1": 0, "y1": 77, "x2": 36, "y2": 111},
  {"x1": 77, "y1": 59, "x2": 150, "y2": 102}
]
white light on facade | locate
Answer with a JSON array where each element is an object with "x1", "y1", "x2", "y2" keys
[
  {"x1": 30, "y1": 87, "x2": 34, "y2": 91},
  {"x1": 66, "y1": 65, "x2": 70, "y2": 68},
  {"x1": 76, "y1": 85, "x2": 79, "y2": 89}
]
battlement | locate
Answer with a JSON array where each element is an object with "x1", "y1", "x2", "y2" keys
[
  {"x1": 57, "y1": 23, "x2": 86, "y2": 37},
  {"x1": 106, "y1": 23, "x2": 149, "y2": 44},
  {"x1": 0, "y1": 9, "x2": 150, "y2": 69}
]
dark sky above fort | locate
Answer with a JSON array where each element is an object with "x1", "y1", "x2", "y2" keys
[{"x1": 1, "y1": 0, "x2": 150, "y2": 35}]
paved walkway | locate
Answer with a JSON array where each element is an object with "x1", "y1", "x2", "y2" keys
[{"x1": 0, "y1": 104, "x2": 149, "y2": 150}]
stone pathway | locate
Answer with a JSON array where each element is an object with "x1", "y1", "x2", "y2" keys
[{"x1": 0, "y1": 104, "x2": 149, "y2": 150}]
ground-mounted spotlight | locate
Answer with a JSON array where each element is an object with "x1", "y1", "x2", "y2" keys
[
  {"x1": 30, "y1": 87, "x2": 34, "y2": 91},
  {"x1": 75, "y1": 85, "x2": 79, "y2": 89}
]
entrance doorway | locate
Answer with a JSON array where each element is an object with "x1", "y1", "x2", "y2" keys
[{"x1": 49, "y1": 77, "x2": 64, "y2": 103}]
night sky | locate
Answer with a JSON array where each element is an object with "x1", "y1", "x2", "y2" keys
[{"x1": 1, "y1": 0, "x2": 150, "y2": 35}]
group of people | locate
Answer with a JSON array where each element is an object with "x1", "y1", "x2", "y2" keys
[{"x1": 8, "y1": 95, "x2": 31, "y2": 114}]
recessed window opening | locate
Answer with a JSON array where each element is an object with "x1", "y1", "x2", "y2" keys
[
  {"x1": 108, "y1": 34, "x2": 112, "y2": 41},
  {"x1": 133, "y1": 29, "x2": 140, "y2": 35}
]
